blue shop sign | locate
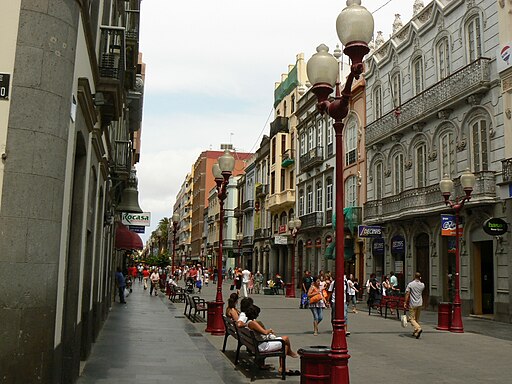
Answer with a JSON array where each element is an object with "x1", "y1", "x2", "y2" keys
[
  {"x1": 358, "y1": 225, "x2": 383, "y2": 238},
  {"x1": 372, "y1": 238, "x2": 385, "y2": 256},
  {"x1": 391, "y1": 235, "x2": 405, "y2": 254}
]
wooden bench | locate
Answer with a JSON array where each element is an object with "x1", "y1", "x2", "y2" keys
[
  {"x1": 237, "y1": 327, "x2": 287, "y2": 381},
  {"x1": 222, "y1": 315, "x2": 287, "y2": 381},
  {"x1": 169, "y1": 284, "x2": 185, "y2": 303},
  {"x1": 184, "y1": 294, "x2": 207, "y2": 322}
]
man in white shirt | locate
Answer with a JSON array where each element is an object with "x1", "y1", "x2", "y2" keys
[
  {"x1": 150, "y1": 269, "x2": 160, "y2": 296},
  {"x1": 241, "y1": 268, "x2": 251, "y2": 298},
  {"x1": 405, "y1": 272, "x2": 425, "y2": 339},
  {"x1": 328, "y1": 275, "x2": 350, "y2": 336}
]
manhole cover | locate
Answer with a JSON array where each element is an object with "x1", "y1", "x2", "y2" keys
[{"x1": 188, "y1": 333, "x2": 203, "y2": 337}]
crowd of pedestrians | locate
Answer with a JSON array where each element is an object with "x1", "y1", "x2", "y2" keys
[{"x1": 115, "y1": 263, "x2": 425, "y2": 340}]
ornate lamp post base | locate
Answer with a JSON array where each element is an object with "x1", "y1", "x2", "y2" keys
[{"x1": 205, "y1": 300, "x2": 225, "y2": 335}]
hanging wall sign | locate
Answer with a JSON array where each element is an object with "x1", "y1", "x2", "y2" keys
[
  {"x1": 358, "y1": 225, "x2": 383, "y2": 237},
  {"x1": 482, "y1": 218, "x2": 508, "y2": 236},
  {"x1": 391, "y1": 235, "x2": 405, "y2": 254}
]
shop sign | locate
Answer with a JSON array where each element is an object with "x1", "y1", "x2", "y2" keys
[
  {"x1": 128, "y1": 225, "x2": 145, "y2": 233},
  {"x1": 441, "y1": 214, "x2": 463, "y2": 236},
  {"x1": 483, "y1": 218, "x2": 508, "y2": 236},
  {"x1": 358, "y1": 225, "x2": 383, "y2": 237},
  {"x1": 121, "y1": 212, "x2": 151, "y2": 226},
  {"x1": 278, "y1": 224, "x2": 287, "y2": 234},
  {"x1": 274, "y1": 235, "x2": 288, "y2": 245},
  {"x1": 391, "y1": 235, "x2": 405, "y2": 254},
  {"x1": 0, "y1": 73, "x2": 10, "y2": 99},
  {"x1": 372, "y1": 238, "x2": 385, "y2": 256}
]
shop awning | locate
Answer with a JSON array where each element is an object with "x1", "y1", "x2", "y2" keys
[{"x1": 115, "y1": 222, "x2": 143, "y2": 250}]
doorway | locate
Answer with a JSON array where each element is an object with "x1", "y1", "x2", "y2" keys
[
  {"x1": 473, "y1": 240, "x2": 494, "y2": 315},
  {"x1": 415, "y1": 233, "x2": 430, "y2": 306}
]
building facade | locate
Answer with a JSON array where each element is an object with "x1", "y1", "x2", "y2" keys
[
  {"x1": 0, "y1": 0, "x2": 145, "y2": 381},
  {"x1": 364, "y1": 0, "x2": 510, "y2": 320}
]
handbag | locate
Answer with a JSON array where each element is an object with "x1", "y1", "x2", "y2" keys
[
  {"x1": 401, "y1": 314, "x2": 408, "y2": 328},
  {"x1": 309, "y1": 287, "x2": 323, "y2": 304}
]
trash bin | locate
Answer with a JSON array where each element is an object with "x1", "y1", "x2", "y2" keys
[
  {"x1": 285, "y1": 283, "x2": 294, "y2": 297},
  {"x1": 298, "y1": 346, "x2": 331, "y2": 384},
  {"x1": 436, "y1": 302, "x2": 452, "y2": 331}
]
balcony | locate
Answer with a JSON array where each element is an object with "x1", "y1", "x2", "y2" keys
[
  {"x1": 267, "y1": 189, "x2": 295, "y2": 211},
  {"x1": 270, "y1": 116, "x2": 288, "y2": 137},
  {"x1": 97, "y1": 26, "x2": 126, "y2": 121},
  {"x1": 112, "y1": 140, "x2": 132, "y2": 178},
  {"x1": 242, "y1": 236, "x2": 254, "y2": 246},
  {"x1": 366, "y1": 58, "x2": 491, "y2": 146},
  {"x1": 299, "y1": 212, "x2": 324, "y2": 230},
  {"x1": 300, "y1": 146, "x2": 324, "y2": 172},
  {"x1": 254, "y1": 228, "x2": 270, "y2": 240},
  {"x1": 281, "y1": 149, "x2": 295, "y2": 168},
  {"x1": 363, "y1": 171, "x2": 496, "y2": 223},
  {"x1": 223, "y1": 239, "x2": 234, "y2": 248},
  {"x1": 256, "y1": 183, "x2": 269, "y2": 197},
  {"x1": 242, "y1": 199, "x2": 254, "y2": 211}
]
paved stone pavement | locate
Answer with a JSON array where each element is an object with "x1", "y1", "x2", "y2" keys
[{"x1": 78, "y1": 279, "x2": 512, "y2": 383}]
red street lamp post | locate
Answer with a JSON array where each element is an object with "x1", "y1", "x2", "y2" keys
[
  {"x1": 439, "y1": 168, "x2": 476, "y2": 333},
  {"x1": 205, "y1": 149, "x2": 235, "y2": 335},
  {"x1": 171, "y1": 213, "x2": 180, "y2": 276},
  {"x1": 236, "y1": 233, "x2": 244, "y2": 269},
  {"x1": 287, "y1": 217, "x2": 302, "y2": 298},
  {"x1": 306, "y1": 1, "x2": 373, "y2": 382}
]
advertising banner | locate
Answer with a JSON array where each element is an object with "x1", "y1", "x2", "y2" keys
[
  {"x1": 391, "y1": 235, "x2": 405, "y2": 254},
  {"x1": 372, "y1": 238, "x2": 385, "y2": 256},
  {"x1": 121, "y1": 212, "x2": 151, "y2": 226},
  {"x1": 441, "y1": 214, "x2": 463, "y2": 236},
  {"x1": 358, "y1": 225, "x2": 383, "y2": 238}
]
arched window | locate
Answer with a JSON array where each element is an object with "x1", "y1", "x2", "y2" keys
[
  {"x1": 326, "y1": 178, "x2": 333, "y2": 210},
  {"x1": 439, "y1": 130, "x2": 456, "y2": 178},
  {"x1": 470, "y1": 118, "x2": 489, "y2": 171},
  {"x1": 374, "y1": 161, "x2": 384, "y2": 200},
  {"x1": 316, "y1": 182, "x2": 323, "y2": 212},
  {"x1": 280, "y1": 211, "x2": 288, "y2": 226},
  {"x1": 466, "y1": 16, "x2": 482, "y2": 62},
  {"x1": 345, "y1": 118, "x2": 357, "y2": 166},
  {"x1": 393, "y1": 152, "x2": 404, "y2": 194},
  {"x1": 391, "y1": 72, "x2": 401, "y2": 108},
  {"x1": 306, "y1": 186, "x2": 313, "y2": 214},
  {"x1": 345, "y1": 175, "x2": 358, "y2": 207},
  {"x1": 436, "y1": 37, "x2": 450, "y2": 80},
  {"x1": 415, "y1": 143, "x2": 427, "y2": 188},
  {"x1": 299, "y1": 189, "x2": 305, "y2": 216},
  {"x1": 412, "y1": 56, "x2": 424, "y2": 96}
]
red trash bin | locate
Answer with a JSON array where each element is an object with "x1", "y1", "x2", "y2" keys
[
  {"x1": 436, "y1": 302, "x2": 452, "y2": 331},
  {"x1": 285, "y1": 283, "x2": 294, "y2": 297},
  {"x1": 298, "y1": 346, "x2": 331, "y2": 384}
]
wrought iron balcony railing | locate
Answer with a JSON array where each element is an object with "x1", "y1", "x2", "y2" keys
[
  {"x1": 299, "y1": 212, "x2": 324, "y2": 230},
  {"x1": 242, "y1": 236, "x2": 254, "y2": 246},
  {"x1": 113, "y1": 140, "x2": 131, "y2": 176},
  {"x1": 256, "y1": 183, "x2": 269, "y2": 197},
  {"x1": 300, "y1": 146, "x2": 324, "y2": 172},
  {"x1": 366, "y1": 58, "x2": 491, "y2": 146},
  {"x1": 242, "y1": 199, "x2": 254, "y2": 211},
  {"x1": 99, "y1": 26, "x2": 126, "y2": 81},
  {"x1": 363, "y1": 171, "x2": 496, "y2": 223},
  {"x1": 125, "y1": 10, "x2": 140, "y2": 40}
]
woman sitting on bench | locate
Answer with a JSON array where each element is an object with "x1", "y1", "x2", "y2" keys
[
  {"x1": 225, "y1": 293, "x2": 240, "y2": 321},
  {"x1": 245, "y1": 305, "x2": 299, "y2": 375}
]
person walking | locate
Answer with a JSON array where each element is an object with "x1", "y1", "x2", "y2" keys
[
  {"x1": 115, "y1": 267, "x2": 127, "y2": 304},
  {"x1": 142, "y1": 267, "x2": 150, "y2": 290},
  {"x1": 405, "y1": 272, "x2": 425, "y2": 339},
  {"x1": 300, "y1": 270, "x2": 313, "y2": 309},
  {"x1": 347, "y1": 274, "x2": 359, "y2": 313},
  {"x1": 254, "y1": 271, "x2": 263, "y2": 294},
  {"x1": 389, "y1": 271, "x2": 399, "y2": 295},
  {"x1": 241, "y1": 268, "x2": 251, "y2": 298},
  {"x1": 307, "y1": 278, "x2": 326, "y2": 335},
  {"x1": 150, "y1": 268, "x2": 160, "y2": 296}
]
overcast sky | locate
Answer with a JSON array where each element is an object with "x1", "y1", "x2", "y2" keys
[{"x1": 136, "y1": 0, "x2": 417, "y2": 243}]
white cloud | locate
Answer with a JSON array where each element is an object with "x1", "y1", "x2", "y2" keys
[{"x1": 137, "y1": 0, "x2": 417, "y2": 241}]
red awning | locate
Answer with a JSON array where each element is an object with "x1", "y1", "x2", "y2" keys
[{"x1": 115, "y1": 222, "x2": 143, "y2": 250}]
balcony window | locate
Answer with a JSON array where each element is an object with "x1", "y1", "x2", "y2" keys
[
  {"x1": 345, "y1": 175, "x2": 358, "y2": 207},
  {"x1": 326, "y1": 178, "x2": 333, "y2": 210},
  {"x1": 289, "y1": 170, "x2": 294, "y2": 189},
  {"x1": 307, "y1": 186, "x2": 313, "y2": 214},
  {"x1": 415, "y1": 143, "x2": 427, "y2": 188},
  {"x1": 437, "y1": 37, "x2": 450, "y2": 80},
  {"x1": 280, "y1": 172, "x2": 285, "y2": 192},
  {"x1": 271, "y1": 137, "x2": 276, "y2": 164},
  {"x1": 299, "y1": 190, "x2": 305, "y2": 216},
  {"x1": 373, "y1": 85, "x2": 382, "y2": 120},
  {"x1": 391, "y1": 72, "x2": 401, "y2": 109},
  {"x1": 281, "y1": 134, "x2": 287, "y2": 156},
  {"x1": 300, "y1": 133, "x2": 306, "y2": 156},
  {"x1": 308, "y1": 126, "x2": 314, "y2": 150},
  {"x1": 271, "y1": 172, "x2": 275, "y2": 194},
  {"x1": 327, "y1": 120, "x2": 334, "y2": 156},
  {"x1": 291, "y1": 94, "x2": 295, "y2": 113},
  {"x1": 316, "y1": 183, "x2": 323, "y2": 212},
  {"x1": 345, "y1": 118, "x2": 357, "y2": 166},
  {"x1": 393, "y1": 152, "x2": 404, "y2": 194},
  {"x1": 375, "y1": 161, "x2": 383, "y2": 199},
  {"x1": 440, "y1": 130, "x2": 455, "y2": 179},
  {"x1": 471, "y1": 118, "x2": 489, "y2": 171},
  {"x1": 466, "y1": 16, "x2": 482, "y2": 63},
  {"x1": 317, "y1": 119, "x2": 323, "y2": 147},
  {"x1": 412, "y1": 57, "x2": 424, "y2": 96}
]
